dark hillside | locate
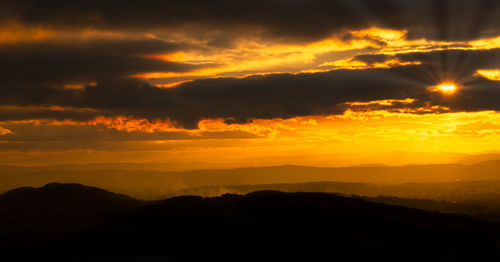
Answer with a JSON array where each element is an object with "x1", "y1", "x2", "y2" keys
[
  {"x1": 0, "y1": 183, "x2": 144, "y2": 237},
  {"x1": 1, "y1": 185, "x2": 499, "y2": 261}
]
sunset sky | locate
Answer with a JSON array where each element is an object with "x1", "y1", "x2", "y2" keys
[{"x1": 2, "y1": 0, "x2": 500, "y2": 168}]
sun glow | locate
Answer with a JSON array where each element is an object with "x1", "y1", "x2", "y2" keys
[{"x1": 433, "y1": 82, "x2": 458, "y2": 95}]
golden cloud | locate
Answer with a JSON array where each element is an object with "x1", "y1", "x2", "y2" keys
[{"x1": 476, "y1": 69, "x2": 500, "y2": 81}]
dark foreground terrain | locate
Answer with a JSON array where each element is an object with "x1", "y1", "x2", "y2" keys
[{"x1": 1, "y1": 183, "x2": 500, "y2": 261}]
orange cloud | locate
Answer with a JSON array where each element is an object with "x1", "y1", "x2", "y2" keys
[
  {"x1": 154, "y1": 80, "x2": 192, "y2": 88},
  {"x1": 0, "y1": 23, "x2": 55, "y2": 43},
  {"x1": 468, "y1": 36, "x2": 500, "y2": 50},
  {"x1": 320, "y1": 58, "x2": 421, "y2": 70},
  {"x1": 3, "y1": 110, "x2": 500, "y2": 167},
  {"x1": 344, "y1": 98, "x2": 416, "y2": 107},
  {"x1": 0, "y1": 126, "x2": 12, "y2": 135},
  {"x1": 63, "y1": 83, "x2": 96, "y2": 90},
  {"x1": 91, "y1": 116, "x2": 181, "y2": 133},
  {"x1": 134, "y1": 30, "x2": 383, "y2": 80},
  {"x1": 476, "y1": 69, "x2": 500, "y2": 81},
  {"x1": 137, "y1": 26, "x2": 500, "y2": 83}
]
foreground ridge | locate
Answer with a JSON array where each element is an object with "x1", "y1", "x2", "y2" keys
[{"x1": 0, "y1": 184, "x2": 499, "y2": 261}]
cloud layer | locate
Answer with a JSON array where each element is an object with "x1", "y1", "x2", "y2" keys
[
  {"x1": 4, "y1": 0, "x2": 500, "y2": 42},
  {"x1": 2, "y1": 0, "x2": 500, "y2": 162},
  {"x1": 1, "y1": 48, "x2": 500, "y2": 129}
]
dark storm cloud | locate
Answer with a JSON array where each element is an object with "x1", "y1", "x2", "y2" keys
[
  {"x1": 3, "y1": 0, "x2": 500, "y2": 42},
  {"x1": 1, "y1": 14, "x2": 500, "y2": 130},
  {"x1": 0, "y1": 67, "x2": 432, "y2": 128},
  {"x1": 2, "y1": 57, "x2": 500, "y2": 129},
  {"x1": 167, "y1": 68, "x2": 428, "y2": 127},
  {"x1": 0, "y1": 38, "x2": 204, "y2": 87}
]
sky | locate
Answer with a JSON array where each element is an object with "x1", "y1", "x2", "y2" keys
[{"x1": 2, "y1": 0, "x2": 500, "y2": 168}]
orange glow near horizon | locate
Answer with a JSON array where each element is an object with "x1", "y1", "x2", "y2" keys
[{"x1": 3, "y1": 109, "x2": 500, "y2": 168}]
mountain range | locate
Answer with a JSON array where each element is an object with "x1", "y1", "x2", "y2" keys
[
  {"x1": 3, "y1": 160, "x2": 500, "y2": 200},
  {"x1": 1, "y1": 183, "x2": 500, "y2": 261}
]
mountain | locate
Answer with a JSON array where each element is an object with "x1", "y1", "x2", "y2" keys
[
  {"x1": 0, "y1": 185, "x2": 499, "y2": 261},
  {"x1": 170, "y1": 180, "x2": 500, "y2": 207},
  {"x1": 3, "y1": 161, "x2": 500, "y2": 199},
  {"x1": 171, "y1": 181, "x2": 500, "y2": 218},
  {"x1": 0, "y1": 183, "x2": 144, "y2": 237}
]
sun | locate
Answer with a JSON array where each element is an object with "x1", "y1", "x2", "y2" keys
[{"x1": 434, "y1": 82, "x2": 458, "y2": 95}]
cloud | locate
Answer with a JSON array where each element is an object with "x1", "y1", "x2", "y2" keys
[
  {"x1": 0, "y1": 126, "x2": 12, "y2": 135},
  {"x1": 476, "y1": 70, "x2": 500, "y2": 81},
  {"x1": 3, "y1": 0, "x2": 500, "y2": 43},
  {"x1": 2, "y1": 2, "x2": 500, "y2": 130},
  {"x1": 0, "y1": 37, "x2": 206, "y2": 87},
  {"x1": 2, "y1": 48, "x2": 500, "y2": 129},
  {"x1": 349, "y1": 49, "x2": 500, "y2": 81},
  {"x1": 0, "y1": 120, "x2": 258, "y2": 144},
  {"x1": 0, "y1": 66, "x2": 433, "y2": 128}
]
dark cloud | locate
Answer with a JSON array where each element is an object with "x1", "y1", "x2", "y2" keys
[
  {"x1": 1, "y1": 61, "x2": 500, "y2": 129},
  {"x1": 0, "y1": 106, "x2": 100, "y2": 122},
  {"x1": 0, "y1": 66, "x2": 435, "y2": 128},
  {"x1": 1, "y1": 29, "x2": 500, "y2": 129},
  {"x1": 353, "y1": 54, "x2": 394, "y2": 65},
  {"x1": 0, "y1": 122, "x2": 257, "y2": 143},
  {"x1": 0, "y1": 38, "x2": 204, "y2": 87},
  {"x1": 167, "y1": 68, "x2": 428, "y2": 127},
  {"x1": 3, "y1": 0, "x2": 500, "y2": 42}
]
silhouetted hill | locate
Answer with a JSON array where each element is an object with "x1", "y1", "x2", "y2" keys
[
  {"x1": 1, "y1": 188, "x2": 499, "y2": 261},
  {"x1": 0, "y1": 183, "x2": 138, "y2": 205},
  {"x1": 0, "y1": 183, "x2": 144, "y2": 237}
]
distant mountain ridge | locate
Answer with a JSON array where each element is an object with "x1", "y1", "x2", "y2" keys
[
  {"x1": 3, "y1": 160, "x2": 500, "y2": 200},
  {"x1": 170, "y1": 180, "x2": 500, "y2": 206}
]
